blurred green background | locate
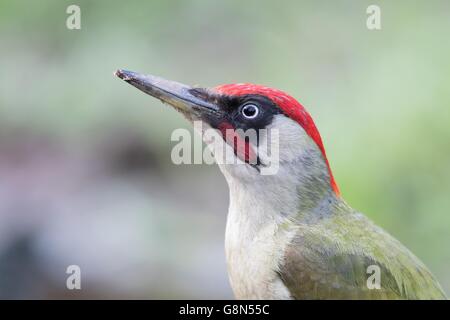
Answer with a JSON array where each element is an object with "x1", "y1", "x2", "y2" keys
[{"x1": 0, "y1": 0, "x2": 449, "y2": 298}]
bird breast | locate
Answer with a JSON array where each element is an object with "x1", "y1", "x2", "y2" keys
[{"x1": 224, "y1": 203, "x2": 295, "y2": 299}]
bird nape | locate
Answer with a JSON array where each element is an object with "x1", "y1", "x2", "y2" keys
[{"x1": 115, "y1": 69, "x2": 447, "y2": 300}]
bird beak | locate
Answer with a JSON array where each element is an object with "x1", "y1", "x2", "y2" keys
[{"x1": 115, "y1": 69, "x2": 220, "y2": 118}]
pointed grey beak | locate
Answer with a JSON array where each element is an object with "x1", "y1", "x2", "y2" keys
[{"x1": 115, "y1": 69, "x2": 219, "y2": 116}]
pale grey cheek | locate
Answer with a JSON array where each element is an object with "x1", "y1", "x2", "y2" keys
[
  {"x1": 259, "y1": 115, "x2": 313, "y2": 164},
  {"x1": 213, "y1": 115, "x2": 328, "y2": 199}
]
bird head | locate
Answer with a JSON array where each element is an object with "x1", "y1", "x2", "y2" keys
[{"x1": 115, "y1": 70, "x2": 340, "y2": 201}]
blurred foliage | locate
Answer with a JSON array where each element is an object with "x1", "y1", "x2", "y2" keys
[{"x1": 0, "y1": 0, "x2": 449, "y2": 298}]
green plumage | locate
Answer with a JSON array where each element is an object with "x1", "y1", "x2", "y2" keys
[{"x1": 279, "y1": 199, "x2": 446, "y2": 299}]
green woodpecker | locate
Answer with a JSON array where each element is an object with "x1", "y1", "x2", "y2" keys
[{"x1": 115, "y1": 69, "x2": 446, "y2": 300}]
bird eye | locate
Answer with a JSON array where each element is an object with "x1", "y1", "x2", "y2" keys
[{"x1": 241, "y1": 104, "x2": 259, "y2": 119}]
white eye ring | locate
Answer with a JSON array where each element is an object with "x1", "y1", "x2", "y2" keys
[{"x1": 241, "y1": 104, "x2": 259, "y2": 119}]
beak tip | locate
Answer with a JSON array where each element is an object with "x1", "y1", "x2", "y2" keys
[{"x1": 115, "y1": 69, "x2": 132, "y2": 81}]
